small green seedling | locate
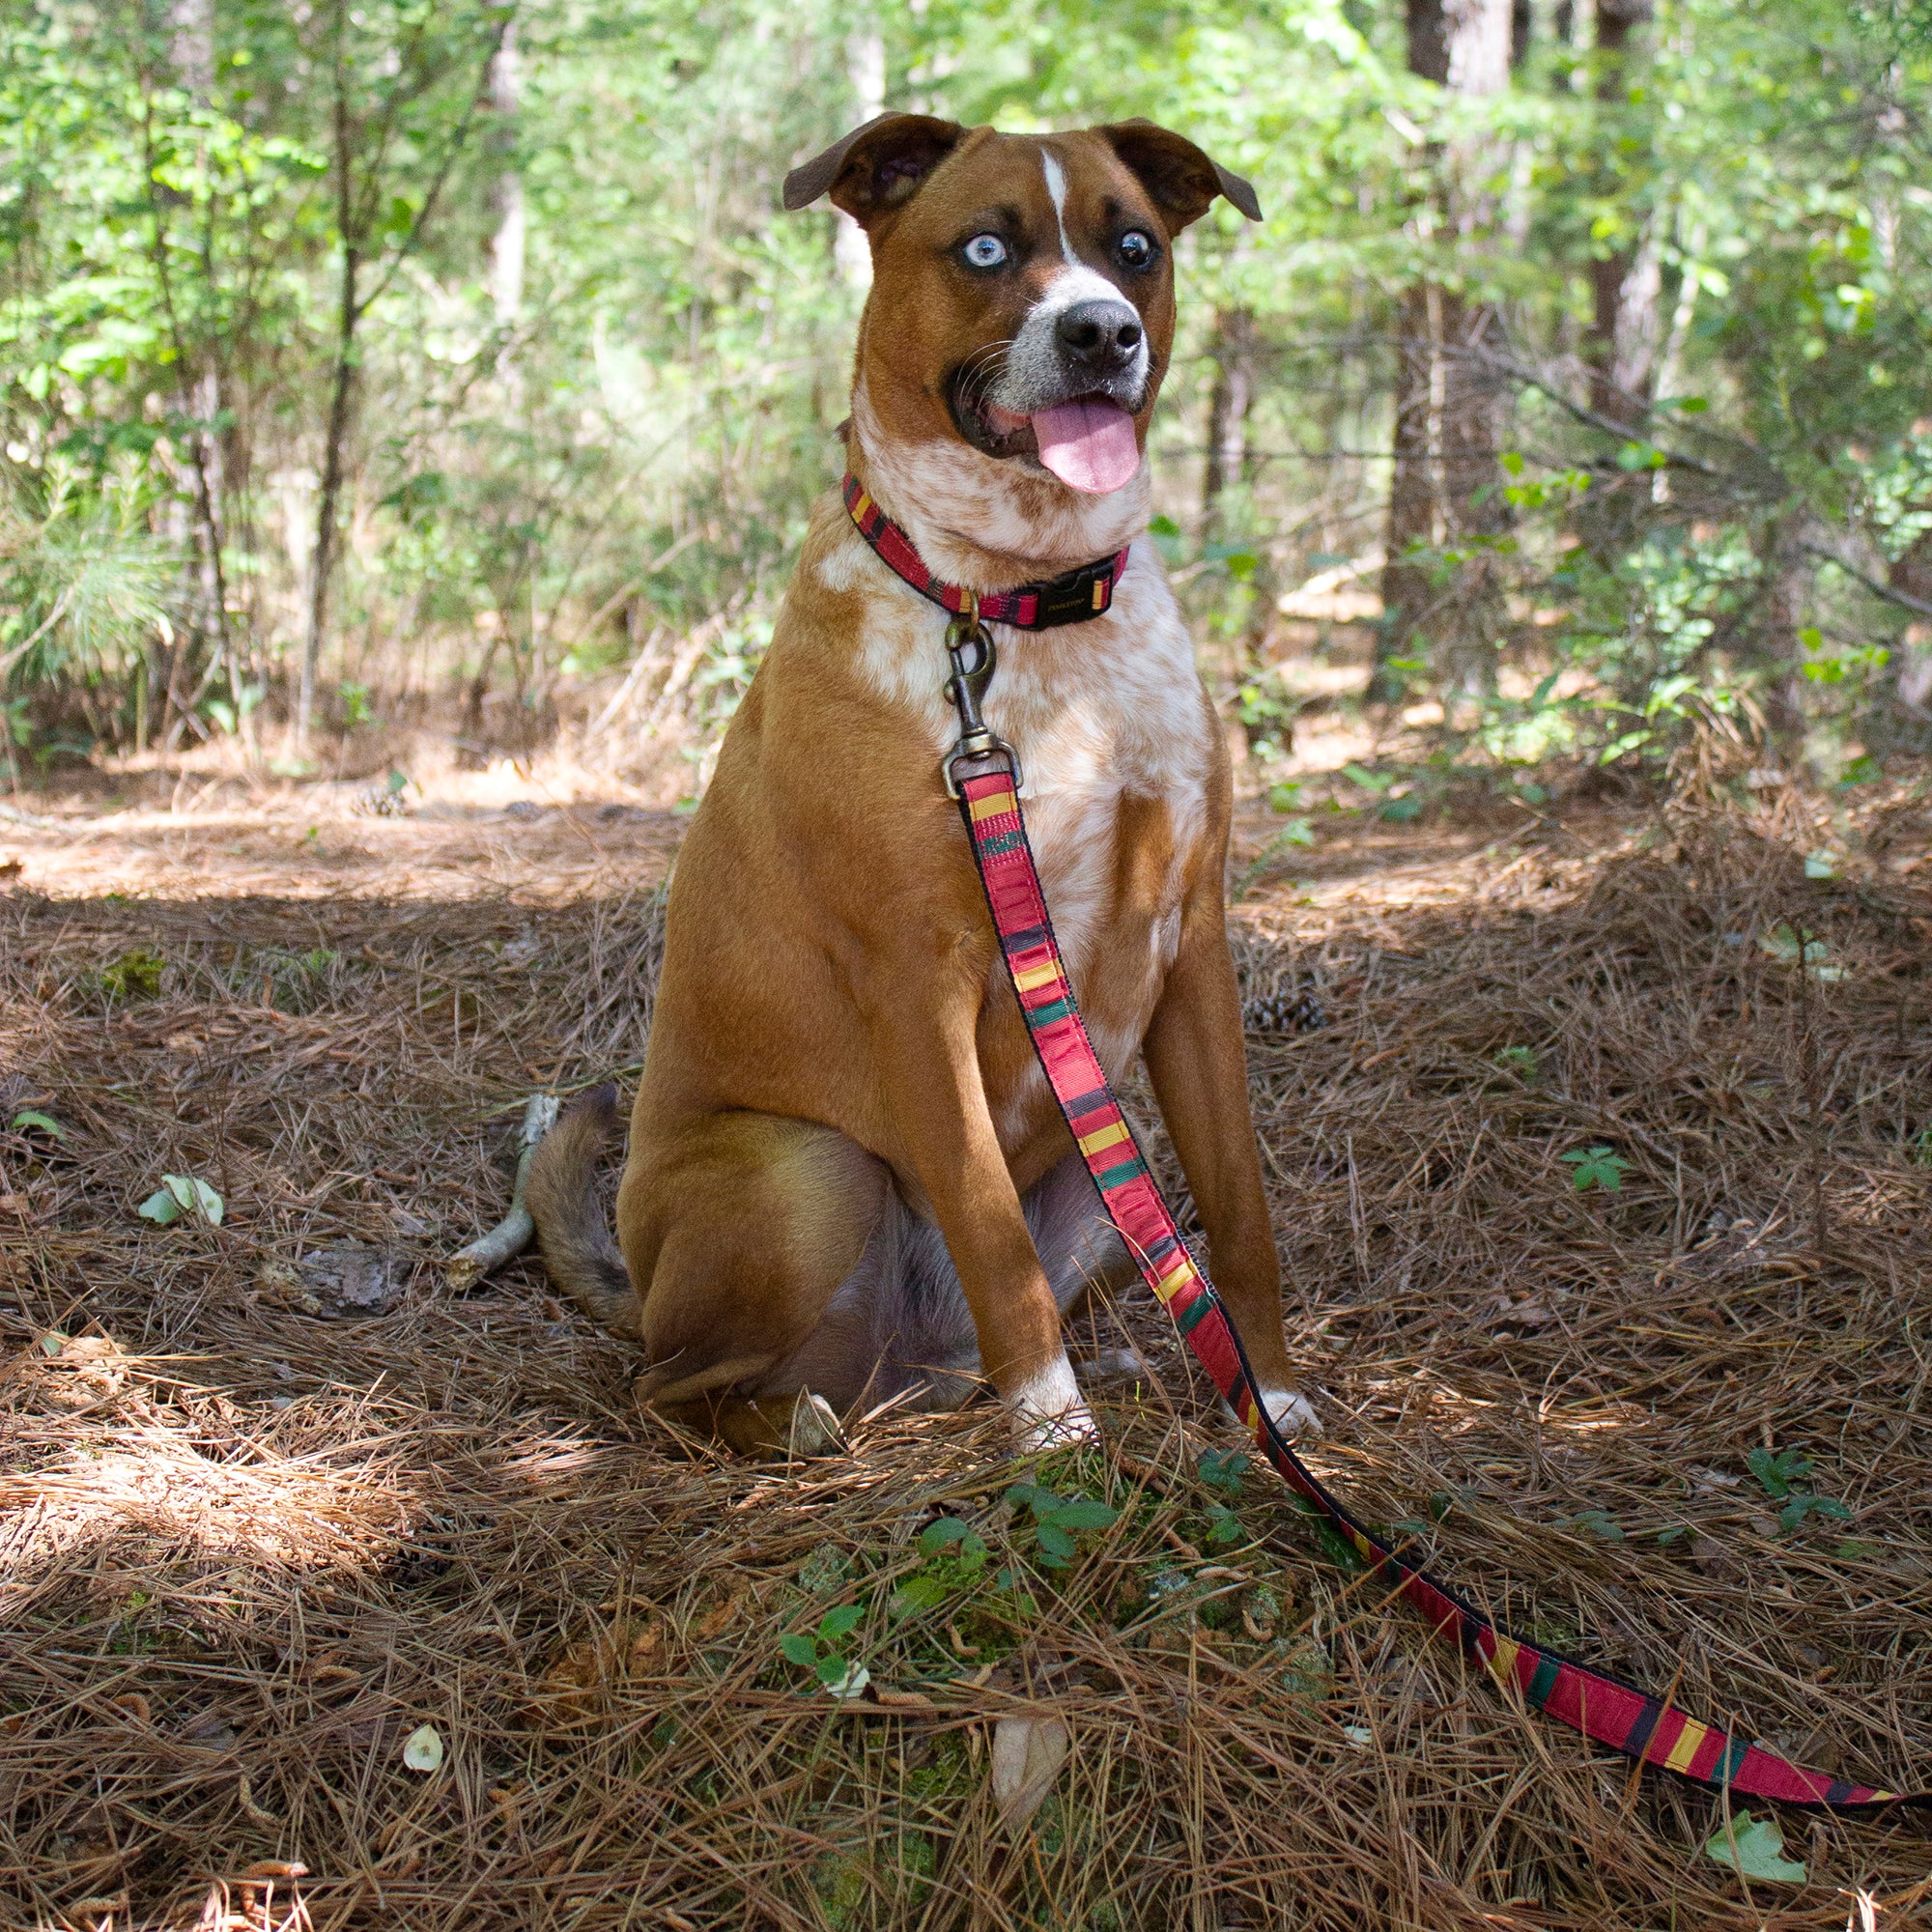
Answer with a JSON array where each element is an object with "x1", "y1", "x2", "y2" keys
[
  {"x1": 1231, "y1": 818, "x2": 1314, "y2": 900},
  {"x1": 136, "y1": 1173, "x2": 224, "y2": 1227},
  {"x1": 889, "y1": 1517, "x2": 989, "y2": 1617},
  {"x1": 1004, "y1": 1483, "x2": 1119, "y2": 1570},
  {"x1": 1494, "y1": 1045, "x2": 1539, "y2": 1082},
  {"x1": 1197, "y1": 1449, "x2": 1250, "y2": 1547},
  {"x1": 1745, "y1": 1445, "x2": 1809, "y2": 1499},
  {"x1": 1759, "y1": 922, "x2": 1844, "y2": 980},
  {"x1": 1746, "y1": 1445, "x2": 1852, "y2": 1534},
  {"x1": 779, "y1": 1604, "x2": 868, "y2": 1698},
  {"x1": 1562, "y1": 1508, "x2": 1626, "y2": 1543},
  {"x1": 1292, "y1": 1493, "x2": 1366, "y2": 1573},
  {"x1": 1561, "y1": 1146, "x2": 1629, "y2": 1193},
  {"x1": 10, "y1": 1109, "x2": 66, "y2": 1140}
]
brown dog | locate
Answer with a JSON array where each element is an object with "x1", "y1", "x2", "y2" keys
[{"x1": 526, "y1": 113, "x2": 1319, "y2": 1456}]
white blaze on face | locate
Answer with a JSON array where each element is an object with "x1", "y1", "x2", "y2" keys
[
  {"x1": 1039, "y1": 150, "x2": 1086, "y2": 270},
  {"x1": 994, "y1": 148, "x2": 1151, "y2": 425}
]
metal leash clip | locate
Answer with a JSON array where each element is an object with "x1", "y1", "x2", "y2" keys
[{"x1": 941, "y1": 606, "x2": 1022, "y2": 800}]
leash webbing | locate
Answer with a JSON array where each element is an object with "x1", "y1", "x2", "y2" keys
[{"x1": 955, "y1": 759, "x2": 1922, "y2": 1812}]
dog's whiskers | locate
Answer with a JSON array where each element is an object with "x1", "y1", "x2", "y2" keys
[{"x1": 955, "y1": 338, "x2": 1015, "y2": 415}]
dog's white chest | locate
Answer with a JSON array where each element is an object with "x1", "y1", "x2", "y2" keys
[
  {"x1": 834, "y1": 530, "x2": 1211, "y2": 987},
  {"x1": 836, "y1": 536, "x2": 1211, "y2": 1113}
]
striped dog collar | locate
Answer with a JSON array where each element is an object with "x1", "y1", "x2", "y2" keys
[{"x1": 842, "y1": 474, "x2": 1129, "y2": 629}]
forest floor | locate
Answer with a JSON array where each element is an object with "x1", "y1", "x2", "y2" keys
[{"x1": 1, "y1": 750, "x2": 1930, "y2": 1932}]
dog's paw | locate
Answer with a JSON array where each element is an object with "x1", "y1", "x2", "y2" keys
[
  {"x1": 1013, "y1": 1405, "x2": 1098, "y2": 1451},
  {"x1": 1008, "y1": 1356, "x2": 1097, "y2": 1450},
  {"x1": 1257, "y1": 1385, "x2": 1322, "y2": 1440}
]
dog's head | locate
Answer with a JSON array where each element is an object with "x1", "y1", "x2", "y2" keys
[{"x1": 786, "y1": 118, "x2": 1260, "y2": 572}]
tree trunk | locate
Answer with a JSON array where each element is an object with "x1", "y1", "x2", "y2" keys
[
  {"x1": 1202, "y1": 306, "x2": 1255, "y2": 541},
  {"x1": 1380, "y1": 282, "x2": 1439, "y2": 689},
  {"x1": 154, "y1": 0, "x2": 240, "y2": 738},
  {"x1": 832, "y1": 31, "x2": 885, "y2": 290},
  {"x1": 1890, "y1": 528, "x2": 1932, "y2": 711},
  {"x1": 1380, "y1": 0, "x2": 1515, "y2": 701},
  {"x1": 1584, "y1": 0, "x2": 1659, "y2": 426},
  {"x1": 488, "y1": 18, "x2": 525, "y2": 329},
  {"x1": 302, "y1": 240, "x2": 359, "y2": 753}
]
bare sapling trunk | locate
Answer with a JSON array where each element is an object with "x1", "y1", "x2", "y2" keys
[
  {"x1": 301, "y1": 241, "x2": 359, "y2": 754},
  {"x1": 1203, "y1": 306, "x2": 1255, "y2": 542},
  {"x1": 1380, "y1": 282, "x2": 1438, "y2": 695},
  {"x1": 489, "y1": 18, "x2": 525, "y2": 332},
  {"x1": 297, "y1": 2, "x2": 507, "y2": 753}
]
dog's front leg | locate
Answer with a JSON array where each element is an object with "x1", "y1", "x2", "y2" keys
[
  {"x1": 1141, "y1": 892, "x2": 1320, "y2": 1437},
  {"x1": 869, "y1": 989, "x2": 1092, "y2": 1447}
]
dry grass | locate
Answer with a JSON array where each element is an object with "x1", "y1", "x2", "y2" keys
[{"x1": 1, "y1": 751, "x2": 1929, "y2": 1931}]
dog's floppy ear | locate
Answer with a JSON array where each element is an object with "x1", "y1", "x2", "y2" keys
[
  {"x1": 1095, "y1": 120, "x2": 1262, "y2": 233},
  {"x1": 783, "y1": 113, "x2": 967, "y2": 228}
]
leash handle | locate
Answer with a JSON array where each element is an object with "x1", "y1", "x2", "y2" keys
[{"x1": 954, "y1": 761, "x2": 1918, "y2": 1813}]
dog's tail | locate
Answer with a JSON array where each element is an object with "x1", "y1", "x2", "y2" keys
[{"x1": 524, "y1": 1083, "x2": 640, "y2": 1337}]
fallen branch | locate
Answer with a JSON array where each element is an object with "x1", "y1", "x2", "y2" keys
[{"x1": 443, "y1": 1093, "x2": 560, "y2": 1291}]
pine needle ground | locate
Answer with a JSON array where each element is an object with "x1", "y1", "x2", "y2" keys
[{"x1": 0, "y1": 756, "x2": 1927, "y2": 1931}]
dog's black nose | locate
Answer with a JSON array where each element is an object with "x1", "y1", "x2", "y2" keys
[{"x1": 1055, "y1": 298, "x2": 1144, "y2": 370}]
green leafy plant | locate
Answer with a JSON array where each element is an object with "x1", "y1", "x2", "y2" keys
[
  {"x1": 1494, "y1": 1045, "x2": 1539, "y2": 1082},
  {"x1": 1745, "y1": 1446, "x2": 1853, "y2": 1534},
  {"x1": 337, "y1": 679, "x2": 378, "y2": 728},
  {"x1": 1196, "y1": 1449, "x2": 1251, "y2": 1548},
  {"x1": 1291, "y1": 1493, "x2": 1365, "y2": 1574},
  {"x1": 1758, "y1": 923, "x2": 1844, "y2": 981},
  {"x1": 136, "y1": 1173, "x2": 223, "y2": 1227},
  {"x1": 888, "y1": 1517, "x2": 989, "y2": 1618},
  {"x1": 206, "y1": 682, "x2": 264, "y2": 736},
  {"x1": 1342, "y1": 762, "x2": 1427, "y2": 822},
  {"x1": 1497, "y1": 451, "x2": 1592, "y2": 513},
  {"x1": 1561, "y1": 1508, "x2": 1626, "y2": 1543},
  {"x1": 779, "y1": 1604, "x2": 868, "y2": 1698},
  {"x1": 1231, "y1": 816, "x2": 1314, "y2": 901},
  {"x1": 1561, "y1": 1146, "x2": 1630, "y2": 1193},
  {"x1": 1003, "y1": 1483, "x2": 1118, "y2": 1571},
  {"x1": 10, "y1": 1109, "x2": 66, "y2": 1139}
]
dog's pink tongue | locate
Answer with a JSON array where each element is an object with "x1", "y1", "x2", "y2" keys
[{"x1": 1031, "y1": 398, "x2": 1141, "y2": 494}]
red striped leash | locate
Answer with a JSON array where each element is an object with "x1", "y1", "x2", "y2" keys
[{"x1": 938, "y1": 622, "x2": 1922, "y2": 1814}]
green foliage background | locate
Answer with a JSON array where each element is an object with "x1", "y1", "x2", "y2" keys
[{"x1": 2, "y1": 0, "x2": 1929, "y2": 778}]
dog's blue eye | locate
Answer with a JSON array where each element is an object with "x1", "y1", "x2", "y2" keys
[
  {"x1": 1118, "y1": 230, "x2": 1154, "y2": 269},
  {"x1": 961, "y1": 234, "x2": 1009, "y2": 270}
]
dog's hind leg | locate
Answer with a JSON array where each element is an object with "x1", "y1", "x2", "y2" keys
[
  {"x1": 527, "y1": 1088, "x2": 889, "y2": 1457},
  {"x1": 619, "y1": 1106, "x2": 890, "y2": 1445}
]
